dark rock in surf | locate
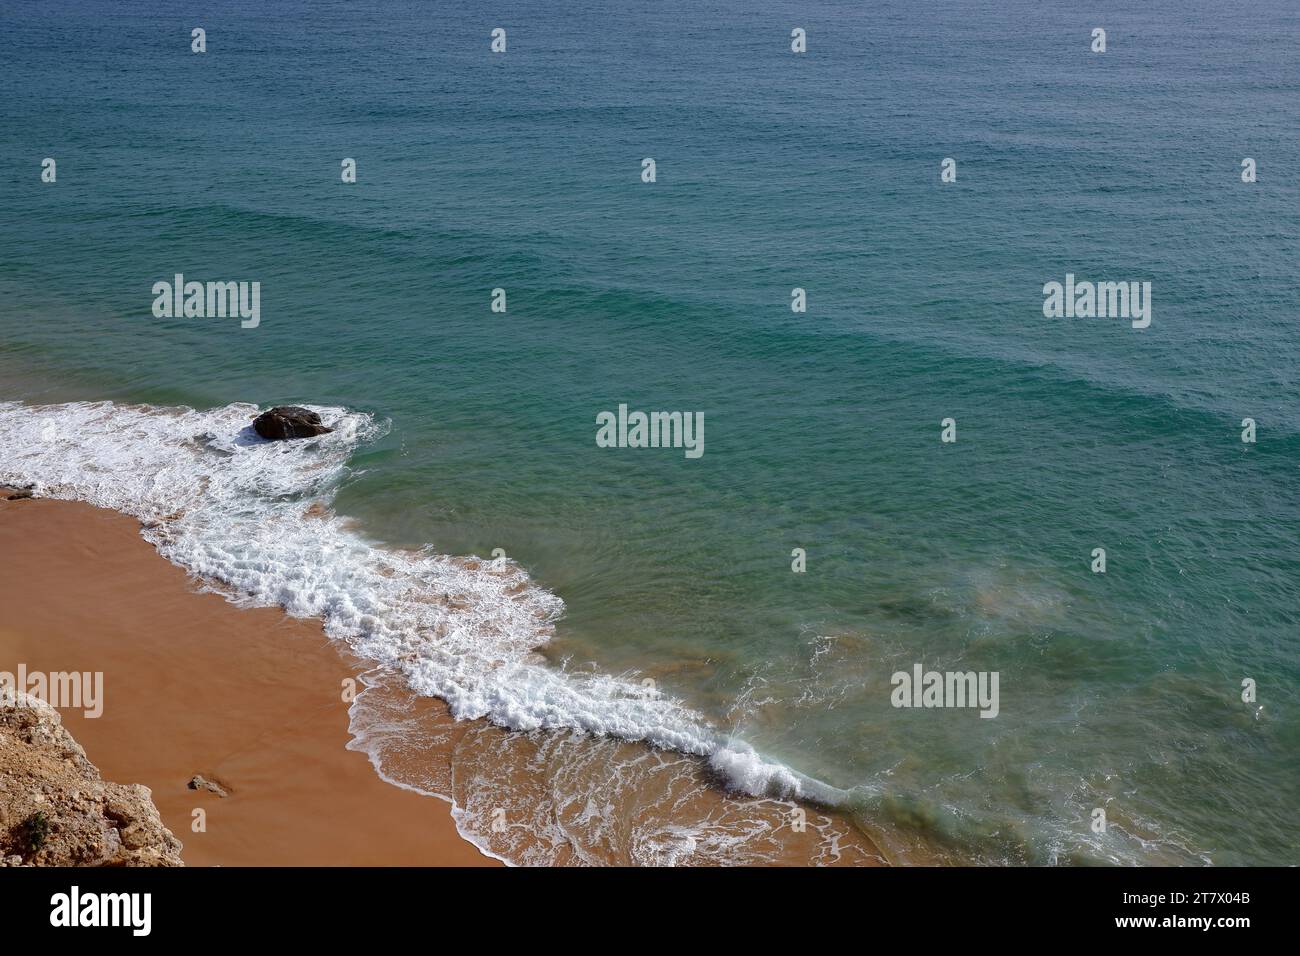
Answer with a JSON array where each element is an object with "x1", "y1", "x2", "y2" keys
[{"x1": 252, "y1": 406, "x2": 332, "y2": 441}]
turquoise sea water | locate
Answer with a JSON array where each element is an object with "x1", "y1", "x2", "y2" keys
[{"x1": 1, "y1": 0, "x2": 1298, "y2": 864}]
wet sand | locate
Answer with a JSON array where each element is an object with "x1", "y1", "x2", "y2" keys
[{"x1": 0, "y1": 493, "x2": 497, "y2": 866}]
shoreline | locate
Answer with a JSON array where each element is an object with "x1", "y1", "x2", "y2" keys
[
  {"x1": 0, "y1": 480, "x2": 887, "y2": 867},
  {"x1": 0, "y1": 492, "x2": 497, "y2": 866}
]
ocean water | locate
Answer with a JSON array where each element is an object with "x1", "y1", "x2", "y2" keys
[{"x1": 1, "y1": 0, "x2": 1298, "y2": 865}]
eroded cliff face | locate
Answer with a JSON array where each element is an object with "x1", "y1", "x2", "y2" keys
[{"x1": 0, "y1": 689, "x2": 183, "y2": 866}]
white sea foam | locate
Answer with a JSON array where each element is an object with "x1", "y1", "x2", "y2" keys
[{"x1": 0, "y1": 399, "x2": 821, "y2": 806}]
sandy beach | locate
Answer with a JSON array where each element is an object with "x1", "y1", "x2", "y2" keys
[
  {"x1": 0, "y1": 492, "x2": 496, "y2": 866},
  {"x1": 0, "y1": 484, "x2": 889, "y2": 867}
]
